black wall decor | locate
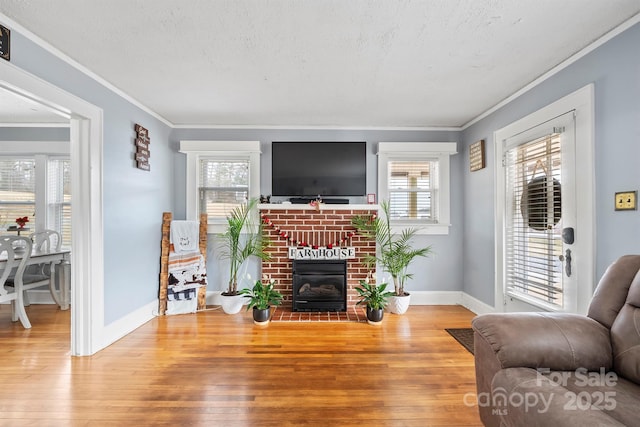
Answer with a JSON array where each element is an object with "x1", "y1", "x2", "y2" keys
[
  {"x1": 0, "y1": 25, "x2": 10, "y2": 61},
  {"x1": 134, "y1": 124, "x2": 150, "y2": 171}
]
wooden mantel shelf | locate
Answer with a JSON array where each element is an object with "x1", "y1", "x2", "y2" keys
[{"x1": 258, "y1": 203, "x2": 378, "y2": 211}]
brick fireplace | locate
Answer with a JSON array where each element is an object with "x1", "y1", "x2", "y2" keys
[{"x1": 259, "y1": 204, "x2": 378, "y2": 309}]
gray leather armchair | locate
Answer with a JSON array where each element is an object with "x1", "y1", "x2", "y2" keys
[{"x1": 472, "y1": 255, "x2": 640, "y2": 426}]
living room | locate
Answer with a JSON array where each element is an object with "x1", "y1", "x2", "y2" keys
[
  {"x1": 1, "y1": 3, "x2": 640, "y2": 425},
  {"x1": 3, "y1": 0, "x2": 638, "y2": 352}
]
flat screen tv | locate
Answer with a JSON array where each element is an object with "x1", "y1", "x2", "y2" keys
[{"x1": 271, "y1": 141, "x2": 366, "y2": 198}]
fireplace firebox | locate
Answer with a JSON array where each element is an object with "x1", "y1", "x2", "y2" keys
[{"x1": 292, "y1": 260, "x2": 347, "y2": 312}]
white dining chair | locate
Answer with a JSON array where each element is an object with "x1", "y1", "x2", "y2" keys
[
  {"x1": 31, "y1": 229, "x2": 62, "y2": 252},
  {"x1": 0, "y1": 235, "x2": 33, "y2": 328},
  {"x1": 23, "y1": 229, "x2": 63, "y2": 306}
]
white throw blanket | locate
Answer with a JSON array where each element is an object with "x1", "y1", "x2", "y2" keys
[
  {"x1": 166, "y1": 251, "x2": 207, "y2": 315},
  {"x1": 170, "y1": 220, "x2": 199, "y2": 253}
]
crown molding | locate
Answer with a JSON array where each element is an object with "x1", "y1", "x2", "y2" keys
[
  {"x1": 171, "y1": 123, "x2": 462, "y2": 131},
  {"x1": 462, "y1": 12, "x2": 640, "y2": 130},
  {"x1": 0, "y1": 13, "x2": 173, "y2": 128}
]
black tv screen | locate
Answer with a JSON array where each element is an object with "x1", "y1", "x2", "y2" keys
[{"x1": 272, "y1": 142, "x2": 366, "y2": 197}]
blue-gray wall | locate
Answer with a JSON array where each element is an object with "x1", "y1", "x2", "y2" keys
[
  {"x1": 461, "y1": 22, "x2": 640, "y2": 306},
  {"x1": 170, "y1": 129, "x2": 464, "y2": 294},
  {"x1": 7, "y1": 31, "x2": 175, "y2": 324}
]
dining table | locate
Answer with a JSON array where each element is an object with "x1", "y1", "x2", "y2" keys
[{"x1": 0, "y1": 246, "x2": 71, "y2": 328}]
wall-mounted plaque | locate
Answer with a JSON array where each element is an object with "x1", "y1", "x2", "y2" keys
[
  {"x1": 135, "y1": 124, "x2": 148, "y2": 139},
  {"x1": 135, "y1": 138, "x2": 149, "y2": 150},
  {"x1": 469, "y1": 139, "x2": 485, "y2": 172},
  {"x1": 134, "y1": 123, "x2": 150, "y2": 171},
  {"x1": 0, "y1": 25, "x2": 10, "y2": 61}
]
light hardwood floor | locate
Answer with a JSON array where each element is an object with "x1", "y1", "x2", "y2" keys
[{"x1": 0, "y1": 304, "x2": 482, "y2": 426}]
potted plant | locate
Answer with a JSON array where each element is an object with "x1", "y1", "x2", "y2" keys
[
  {"x1": 239, "y1": 276, "x2": 283, "y2": 325},
  {"x1": 351, "y1": 200, "x2": 433, "y2": 314},
  {"x1": 354, "y1": 278, "x2": 393, "y2": 325},
  {"x1": 218, "y1": 197, "x2": 270, "y2": 314}
]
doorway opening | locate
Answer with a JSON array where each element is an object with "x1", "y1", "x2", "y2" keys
[{"x1": 1, "y1": 60, "x2": 105, "y2": 355}]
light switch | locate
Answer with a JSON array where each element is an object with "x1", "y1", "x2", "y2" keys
[{"x1": 615, "y1": 191, "x2": 637, "y2": 211}]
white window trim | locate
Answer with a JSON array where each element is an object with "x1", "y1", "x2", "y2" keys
[
  {"x1": 180, "y1": 140, "x2": 261, "y2": 233},
  {"x1": 377, "y1": 142, "x2": 457, "y2": 235}
]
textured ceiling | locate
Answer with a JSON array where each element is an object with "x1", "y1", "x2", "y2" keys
[
  {"x1": 1, "y1": 1, "x2": 640, "y2": 128},
  {"x1": 0, "y1": 87, "x2": 68, "y2": 125}
]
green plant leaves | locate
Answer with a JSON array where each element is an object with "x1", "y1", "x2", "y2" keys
[
  {"x1": 354, "y1": 280, "x2": 393, "y2": 310},
  {"x1": 351, "y1": 199, "x2": 432, "y2": 296},
  {"x1": 218, "y1": 197, "x2": 271, "y2": 295},
  {"x1": 240, "y1": 279, "x2": 283, "y2": 310}
]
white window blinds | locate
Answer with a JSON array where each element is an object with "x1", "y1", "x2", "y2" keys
[
  {"x1": 0, "y1": 158, "x2": 36, "y2": 229},
  {"x1": 504, "y1": 133, "x2": 564, "y2": 308},
  {"x1": 388, "y1": 160, "x2": 437, "y2": 222},
  {"x1": 199, "y1": 158, "x2": 249, "y2": 219},
  {"x1": 47, "y1": 158, "x2": 71, "y2": 247}
]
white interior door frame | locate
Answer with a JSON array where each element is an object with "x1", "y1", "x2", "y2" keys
[
  {"x1": 494, "y1": 84, "x2": 595, "y2": 314},
  {"x1": 1, "y1": 59, "x2": 105, "y2": 355}
]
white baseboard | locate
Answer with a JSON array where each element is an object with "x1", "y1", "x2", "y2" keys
[
  {"x1": 460, "y1": 292, "x2": 495, "y2": 315},
  {"x1": 202, "y1": 290, "x2": 496, "y2": 315},
  {"x1": 10, "y1": 291, "x2": 493, "y2": 313},
  {"x1": 409, "y1": 290, "x2": 463, "y2": 305},
  {"x1": 399, "y1": 291, "x2": 496, "y2": 315},
  {"x1": 206, "y1": 291, "x2": 223, "y2": 306},
  {"x1": 407, "y1": 291, "x2": 496, "y2": 314},
  {"x1": 102, "y1": 299, "x2": 158, "y2": 349}
]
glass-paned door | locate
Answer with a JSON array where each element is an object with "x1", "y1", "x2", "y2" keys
[{"x1": 502, "y1": 112, "x2": 577, "y2": 312}]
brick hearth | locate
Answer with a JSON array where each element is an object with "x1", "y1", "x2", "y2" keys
[{"x1": 259, "y1": 204, "x2": 378, "y2": 310}]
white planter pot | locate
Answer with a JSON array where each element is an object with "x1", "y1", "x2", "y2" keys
[
  {"x1": 388, "y1": 293, "x2": 411, "y2": 314},
  {"x1": 220, "y1": 293, "x2": 245, "y2": 314}
]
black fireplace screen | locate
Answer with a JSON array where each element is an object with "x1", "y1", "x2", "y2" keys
[{"x1": 292, "y1": 260, "x2": 347, "y2": 312}]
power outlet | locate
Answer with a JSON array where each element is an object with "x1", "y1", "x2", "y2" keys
[{"x1": 615, "y1": 191, "x2": 637, "y2": 211}]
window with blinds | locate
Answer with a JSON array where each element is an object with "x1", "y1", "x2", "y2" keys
[
  {"x1": 504, "y1": 133, "x2": 563, "y2": 308},
  {"x1": 0, "y1": 158, "x2": 36, "y2": 229},
  {"x1": 199, "y1": 158, "x2": 249, "y2": 220},
  {"x1": 388, "y1": 160, "x2": 437, "y2": 222},
  {"x1": 47, "y1": 158, "x2": 72, "y2": 247}
]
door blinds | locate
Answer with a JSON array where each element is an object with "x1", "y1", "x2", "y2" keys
[{"x1": 504, "y1": 133, "x2": 564, "y2": 307}]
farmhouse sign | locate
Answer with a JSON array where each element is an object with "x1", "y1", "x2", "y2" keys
[{"x1": 288, "y1": 246, "x2": 356, "y2": 260}]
